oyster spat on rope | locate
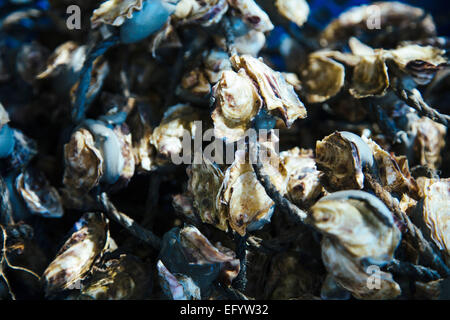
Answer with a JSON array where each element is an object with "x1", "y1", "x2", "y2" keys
[
  {"x1": 309, "y1": 190, "x2": 401, "y2": 299},
  {"x1": 42, "y1": 212, "x2": 110, "y2": 297},
  {"x1": 158, "y1": 225, "x2": 240, "y2": 295}
]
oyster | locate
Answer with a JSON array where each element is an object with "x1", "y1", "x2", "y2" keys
[
  {"x1": 158, "y1": 225, "x2": 240, "y2": 293},
  {"x1": 349, "y1": 54, "x2": 389, "y2": 98},
  {"x1": 211, "y1": 69, "x2": 262, "y2": 142},
  {"x1": 91, "y1": 0, "x2": 144, "y2": 28},
  {"x1": 187, "y1": 158, "x2": 227, "y2": 231},
  {"x1": 316, "y1": 131, "x2": 375, "y2": 191},
  {"x1": 231, "y1": 54, "x2": 307, "y2": 127},
  {"x1": 280, "y1": 148, "x2": 323, "y2": 207},
  {"x1": 417, "y1": 178, "x2": 450, "y2": 263},
  {"x1": 15, "y1": 168, "x2": 64, "y2": 218},
  {"x1": 275, "y1": 0, "x2": 309, "y2": 28},
  {"x1": 173, "y1": 0, "x2": 228, "y2": 26},
  {"x1": 78, "y1": 254, "x2": 149, "y2": 300},
  {"x1": 301, "y1": 52, "x2": 345, "y2": 103},
  {"x1": 309, "y1": 190, "x2": 401, "y2": 299},
  {"x1": 157, "y1": 260, "x2": 201, "y2": 300},
  {"x1": 42, "y1": 212, "x2": 110, "y2": 296}
]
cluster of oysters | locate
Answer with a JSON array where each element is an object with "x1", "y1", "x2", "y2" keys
[{"x1": 0, "y1": 0, "x2": 449, "y2": 300}]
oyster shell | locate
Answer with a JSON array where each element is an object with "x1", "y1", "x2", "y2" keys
[
  {"x1": 316, "y1": 131, "x2": 375, "y2": 191},
  {"x1": 275, "y1": 0, "x2": 309, "y2": 28},
  {"x1": 309, "y1": 190, "x2": 401, "y2": 299},
  {"x1": 91, "y1": 0, "x2": 144, "y2": 28},
  {"x1": 211, "y1": 69, "x2": 262, "y2": 143},
  {"x1": 227, "y1": 0, "x2": 274, "y2": 33},
  {"x1": 42, "y1": 212, "x2": 110, "y2": 296},
  {"x1": 349, "y1": 54, "x2": 389, "y2": 98},
  {"x1": 78, "y1": 254, "x2": 149, "y2": 300},
  {"x1": 280, "y1": 148, "x2": 323, "y2": 207},
  {"x1": 157, "y1": 260, "x2": 201, "y2": 300},
  {"x1": 187, "y1": 158, "x2": 227, "y2": 231},
  {"x1": 173, "y1": 0, "x2": 228, "y2": 26},
  {"x1": 417, "y1": 178, "x2": 450, "y2": 262},
  {"x1": 158, "y1": 225, "x2": 240, "y2": 293},
  {"x1": 301, "y1": 52, "x2": 345, "y2": 103},
  {"x1": 231, "y1": 54, "x2": 307, "y2": 127},
  {"x1": 15, "y1": 168, "x2": 64, "y2": 218}
]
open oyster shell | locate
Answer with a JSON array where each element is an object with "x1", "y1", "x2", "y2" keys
[
  {"x1": 231, "y1": 54, "x2": 307, "y2": 127},
  {"x1": 301, "y1": 52, "x2": 345, "y2": 103},
  {"x1": 211, "y1": 69, "x2": 262, "y2": 143},
  {"x1": 42, "y1": 212, "x2": 110, "y2": 297},
  {"x1": 349, "y1": 54, "x2": 389, "y2": 98},
  {"x1": 310, "y1": 190, "x2": 401, "y2": 299}
]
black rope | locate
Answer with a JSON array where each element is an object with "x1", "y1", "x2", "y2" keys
[{"x1": 232, "y1": 233, "x2": 248, "y2": 292}]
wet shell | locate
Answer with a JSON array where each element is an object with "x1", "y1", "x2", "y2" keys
[
  {"x1": 275, "y1": 0, "x2": 309, "y2": 28},
  {"x1": 211, "y1": 69, "x2": 262, "y2": 142},
  {"x1": 42, "y1": 212, "x2": 109, "y2": 296},
  {"x1": 36, "y1": 41, "x2": 81, "y2": 80},
  {"x1": 301, "y1": 52, "x2": 345, "y2": 103},
  {"x1": 227, "y1": 0, "x2": 274, "y2": 33},
  {"x1": 418, "y1": 178, "x2": 450, "y2": 262},
  {"x1": 187, "y1": 158, "x2": 227, "y2": 231},
  {"x1": 63, "y1": 128, "x2": 104, "y2": 192},
  {"x1": 231, "y1": 54, "x2": 307, "y2": 127},
  {"x1": 280, "y1": 147, "x2": 323, "y2": 207},
  {"x1": 158, "y1": 225, "x2": 240, "y2": 293},
  {"x1": 15, "y1": 168, "x2": 64, "y2": 218},
  {"x1": 78, "y1": 254, "x2": 149, "y2": 300},
  {"x1": 202, "y1": 49, "x2": 232, "y2": 84},
  {"x1": 157, "y1": 260, "x2": 201, "y2": 300}
]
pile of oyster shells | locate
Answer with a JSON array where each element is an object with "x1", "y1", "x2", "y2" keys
[{"x1": 0, "y1": 0, "x2": 449, "y2": 300}]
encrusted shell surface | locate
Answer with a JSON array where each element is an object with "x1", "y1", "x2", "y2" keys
[
  {"x1": 79, "y1": 254, "x2": 149, "y2": 300},
  {"x1": 15, "y1": 168, "x2": 64, "y2": 218},
  {"x1": 231, "y1": 54, "x2": 307, "y2": 127},
  {"x1": 42, "y1": 212, "x2": 109, "y2": 296},
  {"x1": 302, "y1": 52, "x2": 345, "y2": 103},
  {"x1": 418, "y1": 178, "x2": 450, "y2": 260},
  {"x1": 275, "y1": 0, "x2": 309, "y2": 27},
  {"x1": 187, "y1": 158, "x2": 227, "y2": 231},
  {"x1": 227, "y1": 0, "x2": 274, "y2": 33},
  {"x1": 91, "y1": 0, "x2": 144, "y2": 28},
  {"x1": 63, "y1": 128, "x2": 104, "y2": 192},
  {"x1": 280, "y1": 147, "x2": 323, "y2": 207},
  {"x1": 159, "y1": 225, "x2": 240, "y2": 293},
  {"x1": 211, "y1": 69, "x2": 262, "y2": 142}
]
